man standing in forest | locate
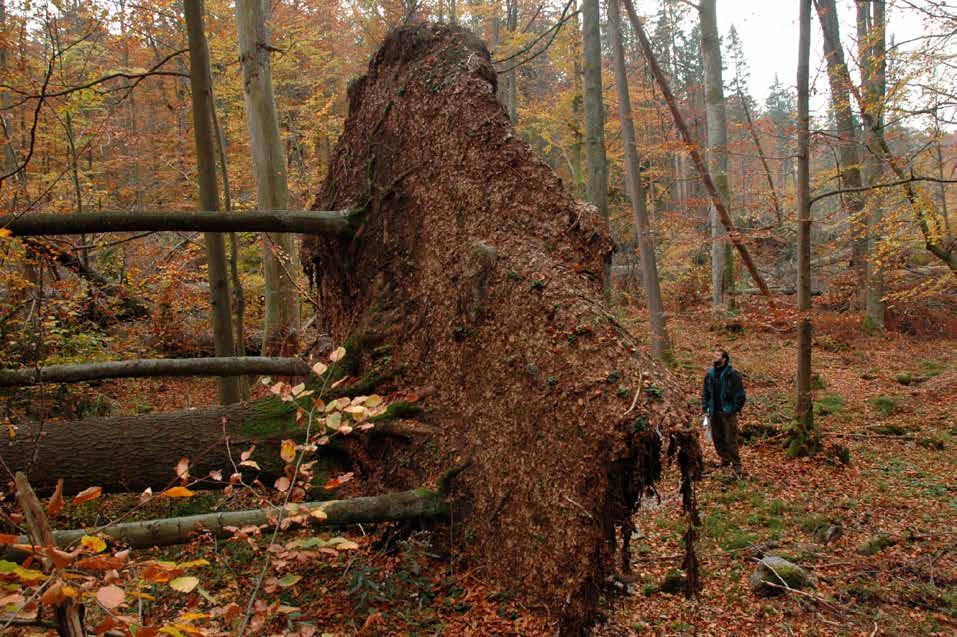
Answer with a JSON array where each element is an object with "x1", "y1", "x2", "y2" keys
[{"x1": 702, "y1": 349, "x2": 746, "y2": 476}]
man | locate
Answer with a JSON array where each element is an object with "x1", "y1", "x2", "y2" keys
[{"x1": 701, "y1": 349, "x2": 746, "y2": 475}]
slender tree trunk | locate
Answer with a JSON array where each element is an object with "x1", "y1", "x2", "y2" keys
[
  {"x1": 608, "y1": 0, "x2": 670, "y2": 360},
  {"x1": 622, "y1": 0, "x2": 775, "y2": 303},
  {"x1": 570, "y1": 0, "x2": 585, "y2": 197},
  {"x1": 581, "y1": 0, "x2": 610, "y2": 297},
  {"x1": 794, "y1": 0, "x2": 816, "y2": 452},
  {"x1": 816, "y1": 0, "x2": 867, "y2": 299},
  {"x1": 739, "y1": 90, "x2": 783, "y2": 225},
  {"x1": 857, "y1": 0, "x2": 886, "y2": 329},
  {"x1": 699, "y1": 0, "x2": 734, "y2": 310},
  {"x1": 184, "y1": 0, "x2": 240, "y2": 404},
  {"x1": 235, "y1": 0, "x2": 300, "y2": 357}
]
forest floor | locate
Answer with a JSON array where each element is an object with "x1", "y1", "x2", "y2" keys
[
  {"x1": 6, "y1": 301, "x2": 955, "y2": 636},
  {"x1": 594, "y1": 304, "x2": 956, "y2": 636}
]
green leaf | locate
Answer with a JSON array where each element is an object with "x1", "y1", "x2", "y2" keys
[{"x1": 277, "y1": 574, "x2": 302, "y2": 588}]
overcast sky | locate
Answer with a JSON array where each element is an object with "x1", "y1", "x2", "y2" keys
[{"x1": 709, "y1": 0, "x2": 938, "y2": 119}]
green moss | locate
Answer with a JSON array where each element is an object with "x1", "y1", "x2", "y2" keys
[
  {"x1": 369, "y1": 401, "x2": 423, "y2": 423},
  {"x1": 857, "y1": 533, "x2": 897, "y2": 556},
  {"x1": 869, "y1": 394, "x2": 898, "y2": 417},
  {"x1": 813, "y1": 393, "x2": 844, "y2": 417}
]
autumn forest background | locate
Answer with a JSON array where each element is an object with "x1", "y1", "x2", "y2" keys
[{"x1": 0, "y1": 0, "x2": 954, "y2": 635}]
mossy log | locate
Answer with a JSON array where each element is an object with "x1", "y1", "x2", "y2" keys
[
  {"x1": 1, "y1": 487, "x2": 447, "y2": 562},
  {"x1": 0, "y1": 359, "x2": 413, "y2": 494}
]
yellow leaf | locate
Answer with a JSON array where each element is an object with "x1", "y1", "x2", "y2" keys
[
  {"x1": 169, "y1": 576, "x2": 199, "y2": 593},
  {"x1": 325, "y1": 412, "x2": 342, "y2": 430},
  {"x1": 280, "y1": 439, "x2": 296, "y2": 464},
  {"x1": 311, "y1": 362, "x2": 328, "y2": 376},
  {"x1": 80, "y1": 535, "x2": 107, "y2": 554},
  {"x1": 364, "y1": 395, "x2": 383, "y2": 408},
  {"x1": 0, "y1": 228, "x2": 11, "y2": 238},
  {"x1": 291, "y1": 383, "x2": 306, "y2": 396},
  {"x1": 329, "y1": 346, "x2": 347, "y2": 362},
  {"x1": 309, "y1": 507, "x2": 328, "y2": 521},
  {"x1": 162, "y1": 486, "x2": 195, "y2": 499},
  {"x1": 175, "y1": 559, "x2": 209, "y2": 569}
]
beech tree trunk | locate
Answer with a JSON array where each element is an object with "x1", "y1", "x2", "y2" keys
[
  {"x1": 184, "y1": 0, "x2": 239, "y2": 404},
  {"x1": 699, "y1": 0, "x2": 734, "y2": 310},
  {"x1": 581, "y1": 0, "x2": 610, "y2": 297},
  {"x1": 816, "y1": 0, "x2": 867, "y2": 292},
  {"x1": 0, "y1": 209, "x2": 357, "y2": 237},
  {"x1": 0, "y1": 356, "x2": 309, "y2": 387},
  {"x1": 581, "y1": 0, "x2": 607, "y2": 217},
  {"x1": 235, "y1": 0, "x2": 301, "y2": 356},
  {"x1": 794, "y1": 0, "x2": 816, "y2": 448},
  {"x1": 857, "y1": 0, "x2": 886, "y2": 329},
  {"x1": 608, "y1": 0, "x2": 671, "y2": 360}
]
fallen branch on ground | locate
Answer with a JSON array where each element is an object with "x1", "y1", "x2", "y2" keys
[
  {"x1": 0, "y1": 356, "x2": 310, "y2": 387},
  {"x1": 0, "y1": 209, "x2": 360, "y2": 238},
  {"x1": 2, "y1": 487, "x2": 448, "y2": 561}
]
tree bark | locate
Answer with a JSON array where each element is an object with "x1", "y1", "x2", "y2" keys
[
  {"x1": 816, "y1": 0, "x2": 867, "y2": 290},
  {"x1": 698, "y1": 0, "x2": 734, "y2": 310},
  {"x1": 608, "y1": 0, "x2": 671, "y2": 360},
  {"x1": 0, "y1": 356, "x2": 309, "y2": 387},
  {"x1": 794, "y1": 0, "x2": 815, "y2": 449},
  {"x1": 581, "y1": 0, "x2": 610, "y2": 296},
  {"x1": 184, "y1": 0, "x2": 239, "y2": 404},
  {"x1": 0, "y1": 209, "x2": 356, "y2": 237},
  {"x1": 622, "y1": 0, "x2": 775, "y2": 304},
  {"x1": 581, "y1": 0, "x2": 607, "y2": 217},
  {"x1": 235, "y1": 0, "x2": 301, "y2": 356},
  {"x1": 4, "y1": 488, "x2": 446, "y2": 559},
  {"x1": 857, "y1": 0, "x2": 886, "y2": 329}
]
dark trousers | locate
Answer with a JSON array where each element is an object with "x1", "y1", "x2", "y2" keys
[{"x1": 711, "y1": 412, "x2": 741, "y2": 470}]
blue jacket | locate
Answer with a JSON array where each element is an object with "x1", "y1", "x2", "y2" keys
[{"x1": 701, "y1": 363, "x2": 746, "y2": 415}]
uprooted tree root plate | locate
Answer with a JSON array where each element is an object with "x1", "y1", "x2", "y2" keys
[{"x1": 302, "y1": 23, "x2": 693, "y2": 633}]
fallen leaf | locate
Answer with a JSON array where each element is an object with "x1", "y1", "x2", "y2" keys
[
  {"x1": 162, "y1": 486, "x2": 195, "y2": 499},
  {"x1": 277, "y1": 574, "x2": 301, "y2": 588},
  {"x1": 323, "y1": 472, "x2": 354, "y2": 490},
  {"x1": 47, "y1": 479, "x2": 65, "y2": 516},
  {"x1": 96, "y1": 584, "x2": 125, "y2": 609},
  {"x1": 175, "y1": 457, "x2": 190, "y2": 482},
  {"x1": 329, "y1": 346, "x2": 347, "y2": 362},
  {"x1": 311, "y1": 361, "x2": 328, "y2": 376},
  {"x1": 169, "y1": 576, "x2": 199, "y2": 593},
  {"x1": 80, "y1": 535, "x2": 107, "y2": 554},
  {"x1": 72, "y1": 486, "x2": 102, "y2": 506}
]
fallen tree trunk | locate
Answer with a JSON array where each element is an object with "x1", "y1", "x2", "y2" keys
[
  {"x1": 0, "y1": 209, "x2": 359, "y2": 238},
  {"x1": 302, "y1": 24, "x2": 689, "y2": 633},
  {"x1": 0, "y1": 356, "x2": 309, "y2": 387},
  {"x1": 5, "y1": 488, "x2": 445, "y2": 557},
  {"x1": 0, "y1": 360, "x2": 412, "y2": 494}
]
